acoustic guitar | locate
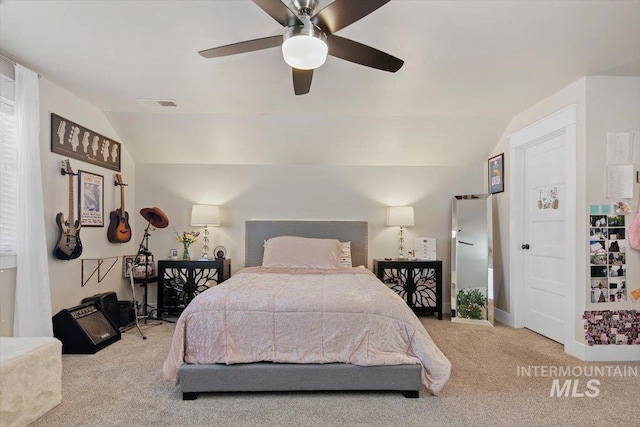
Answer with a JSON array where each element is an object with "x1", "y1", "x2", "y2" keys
[
  {"x1": 107, "y1": 174, "x2": 131, "y2": 243},
  {"x1": 53, "y1": 160, "x2": 83, "y2": 260}
]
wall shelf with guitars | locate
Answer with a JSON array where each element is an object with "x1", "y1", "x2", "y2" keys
[
  {"x1": 107, "y1": 174, "x2": 132, "y2": 243},
  {"x1": 54, "y1": 160, "x2": 83, "y2": 260}
]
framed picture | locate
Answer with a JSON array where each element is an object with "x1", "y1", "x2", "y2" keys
[
  {"x1": 122, "y1": 254, "x2": 155, "y2": 278},
  {"x1": 488, "y1": 153, "x2": 504, "y2": 194},
  {"x1": 51, "y1": 113, "x2": 121, "y2": 171},
  {"x1": 78, "y1": 170, "x2": 104, "y2": 227},
  {"x1": 122, "y1": 255, "x2": 136, "y2": 278}
]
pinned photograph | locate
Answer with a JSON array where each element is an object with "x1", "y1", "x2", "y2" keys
[
  {"x1": 591, "y1": 289, "x2": 608, "y2": 303},
  {"x1": 590, "y1": 215, "x2": 607, "y2": 227}
]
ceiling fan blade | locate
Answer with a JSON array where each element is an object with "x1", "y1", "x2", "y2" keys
[
  {"x1": 292, "y1": 68, "x2": 313, "y2": 95},
  {"x1": 198, "y1": 35, "x2": 282, "y2": 58},
  {"x1": 312, "y1": 0, "x2": 390, "y2": 35},
  {"x1": 253, "y1": 0, "x2": 302, "y2": 27},
  {"x1": 327, "y1": 35, "x2": 404, "y2": 72}
]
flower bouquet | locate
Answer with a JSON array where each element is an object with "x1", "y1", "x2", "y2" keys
[{"x1": 174, "y1": 228, "x2": 200, "y2": 260}]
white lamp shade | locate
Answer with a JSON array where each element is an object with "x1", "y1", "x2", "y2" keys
[
  {"x1": 281, "y1": 35, "x2": 328, "y2": 70},
  {"x1": 386, "y1": 206, "x2": 414, "y2": 227},
  {"x1": 191, "y1": 205, "x2": 220, "y2": 226}
]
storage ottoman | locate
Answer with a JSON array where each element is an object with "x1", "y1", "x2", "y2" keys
[{"x1": 0, "y1": 337, "x2": 62, "y2": 427}]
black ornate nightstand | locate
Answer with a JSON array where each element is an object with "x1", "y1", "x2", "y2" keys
[
  {"x1": 373, "y1": 259, "x2": 442, "y2": 319},
  {"x1": 157, "y1": 259, "x2": 231, "y2": 316}
]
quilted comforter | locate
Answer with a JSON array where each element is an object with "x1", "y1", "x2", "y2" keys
[{"x1": 163, "y1": 267, "x2": 451, "y2": 395}]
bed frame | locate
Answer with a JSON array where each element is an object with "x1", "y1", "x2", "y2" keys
[{"x1": 178, "y1": 220, "x2": 422, "y2": 399}]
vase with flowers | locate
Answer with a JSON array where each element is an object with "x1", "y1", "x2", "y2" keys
[{"x1": 174, "y1": 228, "x2": 200, "y2": 260}]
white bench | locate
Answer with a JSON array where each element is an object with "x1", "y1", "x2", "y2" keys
[{"x1": 0, "y1": 337, "x2": 62, "y2": 427}]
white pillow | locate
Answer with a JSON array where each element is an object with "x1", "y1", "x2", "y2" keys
[
  {"x1": 339, "y1": 241, "x2": 352, "y2": 267},
  {"x1": 262, "y1": 236, "x2": 341, "y2": 269}
]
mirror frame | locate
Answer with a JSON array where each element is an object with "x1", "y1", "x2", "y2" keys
[{"x1": 451, "y1": 194, "x2": 494, "y2": 326}]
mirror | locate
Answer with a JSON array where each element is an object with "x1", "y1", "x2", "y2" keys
[{"x1": 451, "y1": 194, "x2": 493, "y2": 326}]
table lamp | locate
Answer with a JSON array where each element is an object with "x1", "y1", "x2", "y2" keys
[
  {"x1": 191, "y1": 205, "x2": 220, "y2": 259},
  {"x1": 386, "y1": 206, "x2": 414, "y2": 259}
]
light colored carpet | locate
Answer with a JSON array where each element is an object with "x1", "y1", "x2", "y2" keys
[{"x1": 31, "y1": 316, "x2": 639, "y2": 427}]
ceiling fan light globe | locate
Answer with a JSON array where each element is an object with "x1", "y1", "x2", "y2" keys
[{"x1": 282, "y1": 35, "x2": 328, "y2": 70}]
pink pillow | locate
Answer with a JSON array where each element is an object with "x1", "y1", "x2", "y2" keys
[{"x1": 262, "y1": 236, "x2": 341, "y2": 269}]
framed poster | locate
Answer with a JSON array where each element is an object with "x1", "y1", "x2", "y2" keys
[
  {"x1": 78, "y1": 170, "x2": 104, "y2": 227},
  {"x1": 51, "y1": 113, "x2": 121, "y2": 171},
  {"x1": 488, "y1": 153, "x2": 504, "y2": 194}
]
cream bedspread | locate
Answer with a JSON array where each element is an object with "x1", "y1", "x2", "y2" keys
[{"x1": 163, "y1": 267, "x2": 451, "y2": 395}]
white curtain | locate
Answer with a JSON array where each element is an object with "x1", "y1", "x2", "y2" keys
[{"x1": 14, "y1": 64, "x2": 52, "y2": 337}]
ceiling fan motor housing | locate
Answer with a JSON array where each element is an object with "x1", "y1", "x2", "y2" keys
[{"x1": 291, "y1": 0, "x2": 318, "y2": 15}]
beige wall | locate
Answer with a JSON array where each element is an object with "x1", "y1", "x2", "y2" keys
[
  {"x1": 3, "y1": 70, "x2": 637, "y2": 349},
  {"x1": 0, "y1": 77, "x2": 137, "y2": 336},
  {"x1": 1, "y1": 79, "x2": 485, "y2": 336},
  {"x1": 135, "y1": 164, "x2": 483, "y2": 310},
  {"x1": 488, "y1": 75, "x2": 640, "y2": 354},
  {"x1": 585, "y1": 76, "x2": 640, "y2": 311}
]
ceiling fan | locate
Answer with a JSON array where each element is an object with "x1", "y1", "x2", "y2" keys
[{"x1": 198, "y1": 0, "x2": 404, "y2": 95}]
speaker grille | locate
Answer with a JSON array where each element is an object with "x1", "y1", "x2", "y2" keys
[
  {"x1": 74, "y1": 310, "x2": 116, "y2": 345},
  {"x1": 81, "y1": 292, "x2": 119, "y2": 327}
]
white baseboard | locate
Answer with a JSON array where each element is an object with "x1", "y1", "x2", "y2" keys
[
  {"x1": 452, "y1": 317, "x2": 493, "y2": 327},
  {"x1": 494, "y1": 307, "x2": 511, "y2": 326},
  {"x1": 572, "y1": 341, "x2": 640, "y2": 361}
]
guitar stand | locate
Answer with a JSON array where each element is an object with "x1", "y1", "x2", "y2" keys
[
  {"x1": 128, "y1": 221, "x2": 163, "y2": 340},
  {"x1": 127, "y1": 274, "x2": 147, "y2": 340}
]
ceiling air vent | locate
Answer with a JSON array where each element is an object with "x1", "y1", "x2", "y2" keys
[{"x1": 135, "y1": 99, "x2": 178, "y2": 108}]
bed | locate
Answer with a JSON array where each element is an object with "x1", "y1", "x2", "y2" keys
[{"x1": 163, "y1": 220, "x2": 451, "y2": 399}]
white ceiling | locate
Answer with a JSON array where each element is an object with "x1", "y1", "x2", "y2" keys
[{"x1": 1, "y1": 0, "x2": 639, "y2": 166}]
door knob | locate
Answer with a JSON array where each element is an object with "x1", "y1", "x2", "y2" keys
[{"x1": 521, "y1": 243, "x2": 530, "y2": 250}]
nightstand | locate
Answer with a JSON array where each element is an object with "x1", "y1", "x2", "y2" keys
[
  {"x1": 157, "y1": 259, "x2": 231, "y2": 316},
  {"x1": 373, "y1": 259, "x2": 443, "y2": 319}
]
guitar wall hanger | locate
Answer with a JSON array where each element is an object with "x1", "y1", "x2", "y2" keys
[
  {"x1": 60, "y1": 167, "x2": 78, "y2": 176},
  {"x1": 114, "y1": 180, "x2": 128, "y2": 187}
]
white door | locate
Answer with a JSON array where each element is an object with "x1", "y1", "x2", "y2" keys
[
  {"x1": 510, "y1": 105, "x2": 577, "y2": 352},
  {"x1": 522, "y1": 135, "x2": 566, "y2": 343}
]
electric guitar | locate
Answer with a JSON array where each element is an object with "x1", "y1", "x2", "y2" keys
[
  {"x1": 107, "y1": 174, "x2": 131, "y2": 243},
  {"x1": 53, "y1": 160, "x2": 83, "y2": 260}
]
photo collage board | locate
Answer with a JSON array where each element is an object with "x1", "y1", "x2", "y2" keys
[{"x1": 589, "y1": 214, "x2": 627, "y2": 303}]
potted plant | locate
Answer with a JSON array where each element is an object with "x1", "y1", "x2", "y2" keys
[{"x1": 456, "y1": 288, "x2": 487, "y2": 320}]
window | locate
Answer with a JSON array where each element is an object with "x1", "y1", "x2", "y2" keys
[{"x1": 0, "y1": 73, "x2": 17, "y2": 257}]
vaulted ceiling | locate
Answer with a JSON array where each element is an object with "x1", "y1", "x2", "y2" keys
[{"x1": 1, "y1": 0, "x2": 639, "y2": 166}]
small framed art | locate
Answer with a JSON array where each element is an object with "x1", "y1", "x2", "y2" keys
[
  {"x1": 78, "y1": 170, "x2": 104, "y2": 227},
  {"x1": 123, "y1": 255, "x2": 136, "y2": 278},
  {"x1": 488, "y1": 153, "x2": 504, "y2": 194},
  {"x1": 123, "y1": 254, "x2": 155, "y2": 278}
]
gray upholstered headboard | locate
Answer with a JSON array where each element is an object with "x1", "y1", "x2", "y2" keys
[{"x1": 245, "y1": 220, "x2": 368, "y2": 268}]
